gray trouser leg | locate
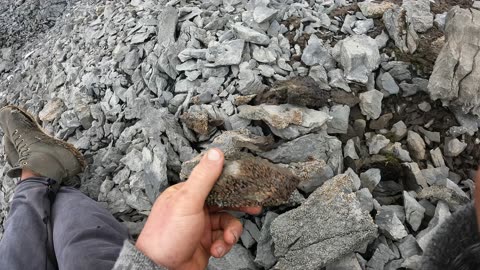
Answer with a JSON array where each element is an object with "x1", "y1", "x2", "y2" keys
[
  {"x1": 0, "y1": 177, "x2": 58, "y2": 270},
  {"x1": 52, "y1": 186, "x2": 129, "y2": 270}
]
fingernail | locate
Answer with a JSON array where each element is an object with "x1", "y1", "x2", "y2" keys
[
  {"x1": 216, "y1": 246, "x2": 225, "y2": 257},
  {"x1": 207, "y1": 149, "x2": 221, "y2": 161},
  {"x1": 231, "y1": 231, "x2": 238, "y2": 243}
]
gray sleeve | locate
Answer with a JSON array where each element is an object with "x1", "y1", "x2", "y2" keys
[{"x1": 112, "y1": 240, "x2": 168, "y2": 270}]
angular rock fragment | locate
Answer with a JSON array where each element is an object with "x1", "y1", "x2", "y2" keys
[
  {"x1": 417, "y1": 185, "x2": 470, "y2": 210},
  {"x1": 328, "y1": 69, "x2": 351, "y2": 92},
  {"x1": 206, "y1": 39, "x2": 245, "y2": 66},
  {"x1": 271, "y1": 174, "x2": 377, "y2": 270},
  {"x1": 403, "y1": 191, "x2": 425, "y2": 231},
  {"x1": 254, "y1": 76, "x2": 330, "y2": 108},
  {"x1": 360, "y1": 168, "x2": 381, "y2": 192},
  {"x1": 376, "y1": 207, "x2": 409, "y2": 240},
  {"x1": 255, "y1": 212, "x2": 278, "y2": 269},
  {"x1": 259, "y1": 132, "x2": 343, "y2": 173},
  {"x1": 232, "y1": 23, "x2": 270, "y2": 45},
  {"x1": 367, "y1": 134, "x2": 390, "y2": 155},
  {"x1": 287, "y1": 159, "x2": 334, "y2": 194},
  {"x1": 416, "y1": 201, "x2": 451, "y2": 250},
  {"x1": 444, "y1": 138, "x2": 467, "y2": 157},
  {"x1": 358, "y1": 1, "x2": 397, "y2": 18},
  {"x1": 333, "y1": 35, "x2": 381, "y2": 84},
  {"x1": 39, "y1": 98, "x2": 66, "y2": 122},
  {"x1": 383, "y1": 6, "x2": 418, "y2": 54},
  {"x1": 301, "y1": 35, "x2": 334, "y2": 67},
  {"x1": 180, "y1": 105, "x2": 224, "y2": 136},
  {"x1": 238, "y1": 104, "x2": 330, "y2": 140},
  {"x1": 359, "y1": 90, "x2": 383, "y2": 119},
  {"x1": 327, "y1": 105, "x2": 350, "y2": 134},
  {"x1": 407, "y1": 131, "x2": 426, "y2": 160},
  {"x1": 326, "y1": 253, "x2": 363, "y2": 270},
  {"x1": 403, "y1": 0, "x2": 433, "y2": 33},
  {"x1": 366, "y1": 244, "x2": 396, "y2": 270}
]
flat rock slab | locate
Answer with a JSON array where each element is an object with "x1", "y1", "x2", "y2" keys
[{"x1": 270, "y1": 174, "x2": 378, "y2": 270}]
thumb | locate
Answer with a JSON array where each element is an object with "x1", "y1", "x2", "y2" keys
[{"x1": 183, "y1": 148, "x2": 224, "y2": 204}]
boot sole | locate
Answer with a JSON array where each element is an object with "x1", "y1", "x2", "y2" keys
[{"x1": 0, "y1": 105, "x2": 87, "y2": 171}]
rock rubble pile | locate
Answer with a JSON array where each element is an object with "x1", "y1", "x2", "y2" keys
[{"x1": 1, "y1": 0, "x2": 479, "y2": 269}]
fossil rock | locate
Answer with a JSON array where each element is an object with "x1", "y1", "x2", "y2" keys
[{"x1": 181, "y1": 152, "x2": 300, "y2": 207}]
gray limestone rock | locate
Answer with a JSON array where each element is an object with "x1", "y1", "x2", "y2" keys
[
  {"x1": 377, "y1": 72, "x2": 399, "y2": 96},
  {"x1": 366, "y1": 244, "x2": 396, "y2": 270},
  {"x1": 353, "y1": 19, "x2": 375, "y2": 35},
  {"x1": 403, "y1": 191, "x2": 425, "y2": 231},
  {"x1": 258, "y1": 132, "x2": 343, "y2": 173},
  {"x1": 301, "y1": 35, "x2": 334, "y2": 67},
  {"x1": 404, "y1": 162, "x2": 429, "y2": 189},
  {"x1": 428, "y1": 7, "x2": 480, "y2": 117},
  {"x1": 328, "y1": 69, "x2": 351, "y2": 92},
  {"x1": 333, "y1": 35, "x2": 381, "y2": 84},
  {"x1": 255, "y1": 212, "x2": 278, "y2": 269},
  {"x1": 327, "y1": 105, "x2": 350, "y2": 134},
  {"x1": 271, "y1": 174, "x2": 377, "y2": 270},
  {"x1": 407, "y1": 131, "x2": 426, "y2": 160},
  {"x1": 359, "y1": 90, "x2": 384, "y2": 120},
  {"x1": 375, "y1": 207, "x2": 408, "y2": 240},
  {"x1": 397, "y1": 235, "x2": 422, "y2": 258},
  {"x1": 422, "y1": 167, "x2": 449, "y2": 186},
  {"x1": 309, "y1": 65, "x2": 331, "y2": 90},
  {"x1": 403, "y1": 0, "x2": 433, "y2": 33},
  {"x1": 238, "y1": 104, "x2": 330, "y2": 140},
  {"x1": 430, "y1": 148, "x2": 446, "y2": 167},
  {"x1": 360, "y1": 168, "x2": 381, "y2": 192},
  {"x1": 292, "y1": 159, "x2": 335, "y2": 194},
  {"x1": 39, "y1": 98, "x2": 66, "y2": 122},
  {"x1": 253, "y1": 6, "x2": 277, "y2": 24},
  {"x1": 356, "y1": 188, "x2": 374, "y2": 213},
  {"x1": 232, "y1": 23, "x2": 270, "y2": 45},
  {"x1": 206, "y1": 39, "x2": 245, "y2": 66},
  {"x1": 367, "y1": 134, "x2": 390, "y2": 155},
  {"x1": 444, "y1": 138, "x2": 467, "y2": 157},
  {"x1": 391, "y1": 121, "x2": 407, "y2": 141},
  {"x1": 416, "y1": 201, "x2": 451, "y2": 251},
  {"x1": 393, "y1": 143, "x2": 412, "y2": 162},
  {"x1": 326, "y1": 253, "x2": 362, "y2": 270},
  {"x1": 344, "y1": 139, "x2": 359, "y2": 160}
]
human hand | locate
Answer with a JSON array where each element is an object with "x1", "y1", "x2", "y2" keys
[{"x1": 135, "y1": 148, "x2": 262, "y2": 270}]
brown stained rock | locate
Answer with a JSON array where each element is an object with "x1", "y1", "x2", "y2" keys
[
  {"x1": 180, "y1": 110, "x2": 209, "y2": 135},
  {"x1": 254, "y1": 77, "x2": 330, "y2": 109},
  {"x1": 234, "y1": 94, "x2": 257, "y2": 106},
  {"x1": 181, "y1": 152, "x2": 301, "y2": 207}
]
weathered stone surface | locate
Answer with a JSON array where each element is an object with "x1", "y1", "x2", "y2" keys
[
  {"x1": 416, "y1": 201, "x2": 451, "y2": 251},
  {"x1": 428, "y1": 7, "x2": 480, "y2": 117},
  {"x1": 301, "y1": 35, "x2": 334, "y2": 67},
  {"x1": 258, "y1": 132, "x2": 343, "y2": 173},
  {"x1": 360, "y1": 168, "x2": 381, "y2": 192},
  {"x1": 209, "y1": 129, "x2": 274, "y2": 156},
  {"x1": 444, "y1": 138, "x2": 467, "y2": 157},
  {"x1": 407, "y1": 131, "x2": 426, "y2": 160},
  {"x1": 238, "y1": 104, "x2": 330, "y2": 140},
  {"x1": 39, "y1": 98, "x2": 66, "y2": 122},
  {"x1": 326, "y1": 253, "x2": 362, "y2": 270},
  {"x1": 232, "y1": 23, "x2": 270, "y2": 45},
  {"x1": 358, "y1": 1, "x2": 396, "y2": 18},
  {"x1": 403, "y1": 0, "x2": 433, "y2": 33},
  {"x1": 206, "y1": 39, "x2": 245, "y2": 66},
  {"x1": 327, "y1": 105, "x2": 350, "y2": 134},
  {"x1": 366, "y1": 243, "x2": 396, "y2": 270},
  {"x1": 271, "y1": 174, "x2": 377, "y2": 270},
  {"x1": 359, "y1": 90, "x2": 384, "y2": 119},
  {"x1": 333, "y1": 35, "x2": 381, "y2": 84},
  {"x1": 376, "y1": 207, "x2": 409, "y2": 240},
  {"x1": 289, "y1": 159, "x2": 335, "y2": 194}
]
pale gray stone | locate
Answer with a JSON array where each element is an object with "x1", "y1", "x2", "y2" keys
[
  {"x1": 359, "y1": 90, "x2": 384, "y2": 119},
  {"x1": 328, "y1": 69, "x2": 351, "y2": 92},
  {"x1": 333, "y1": 35, "x2": 381, "y2": 84},
  {"x1": 397, "y1": 235, "x2": 422, "y2": 258},
  {"x1": 366, "y1": 244, "x2": 396, "y2": 270},
  {"x1": 391, "y1": 121, "x2": 407, "y2": 141},
  {"x1": 444, "y1": 138, "x2": 467, "y2": 157},
  {"x1": 367, "y1": 134, "x2": 390, "y2": 155},
  {"x1": 376, "y1": 207, "x2": 408, "y2": 240},
  {"x1": 416, "y1": 201, "x2": 451, "y2": 251},
  {"x1": 407, "y1": 131, "x2": 426, "y2": 160},
  {"x1": 255, "y1": 212, "x2": 279, "y2": 269},
  {"x1": 206, "y1": 39, "x2": 245, "y2": 66},
  {"x1": 430, "y1": 148, "x2": 446, "y2": 167},
  {"x1": 253, "y1": 6, "x2": 277, "y2": 23},
  {"x1": 309, "y1": 65, "x2": 330, "y2": 89},
  {"x1": 360, "y1": 168, "x2": 381, "y2": 192},
  {"x1": 403, "y1": 191, "x2": 425, "y2": 231},
  {"x1": 356, "y1": 188, "x2": 374, "y2": 213},
  {"x1": 353, "y1": 19, "x2": 374, "y2": 35},
  {"x1": 377, "y1": 72, "x2": 399, "y2": 96},
  {"x1": 393, "y1": 143, "x2": 412, "y2": 162},
  {"x1": 207, "y1": 244, "x2": 258, "y2": 270},
  {"x1": 344, "y1": 139, "x2": 359, "y2": 160},
  {"x1": 327, "y1": 105, "x2": 350, "y2": 134},
  {"x1": 403, "y1": 0, "x2": 434, "y2": 33},
  {"x1": 326, "y1": 253, "x2": 362, "y2": 270},
  {"x1": 232, "y1": 23, "x2": 270, "y2": 45},
  {"x1": 301, "y1": 35, "x2": 334, "y2": 67}
]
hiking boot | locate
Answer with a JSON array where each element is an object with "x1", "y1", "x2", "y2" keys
[
  {"x1": 0, "y1": 105, "x2": 86, "y2": 186},
  {"x1": 2, "y1": 135, "x2": 19, "y2": 167}
]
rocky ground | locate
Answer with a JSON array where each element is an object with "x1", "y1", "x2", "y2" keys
[{"x1": 1, "y1": 0, "x2": 480, "y2": 269}]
